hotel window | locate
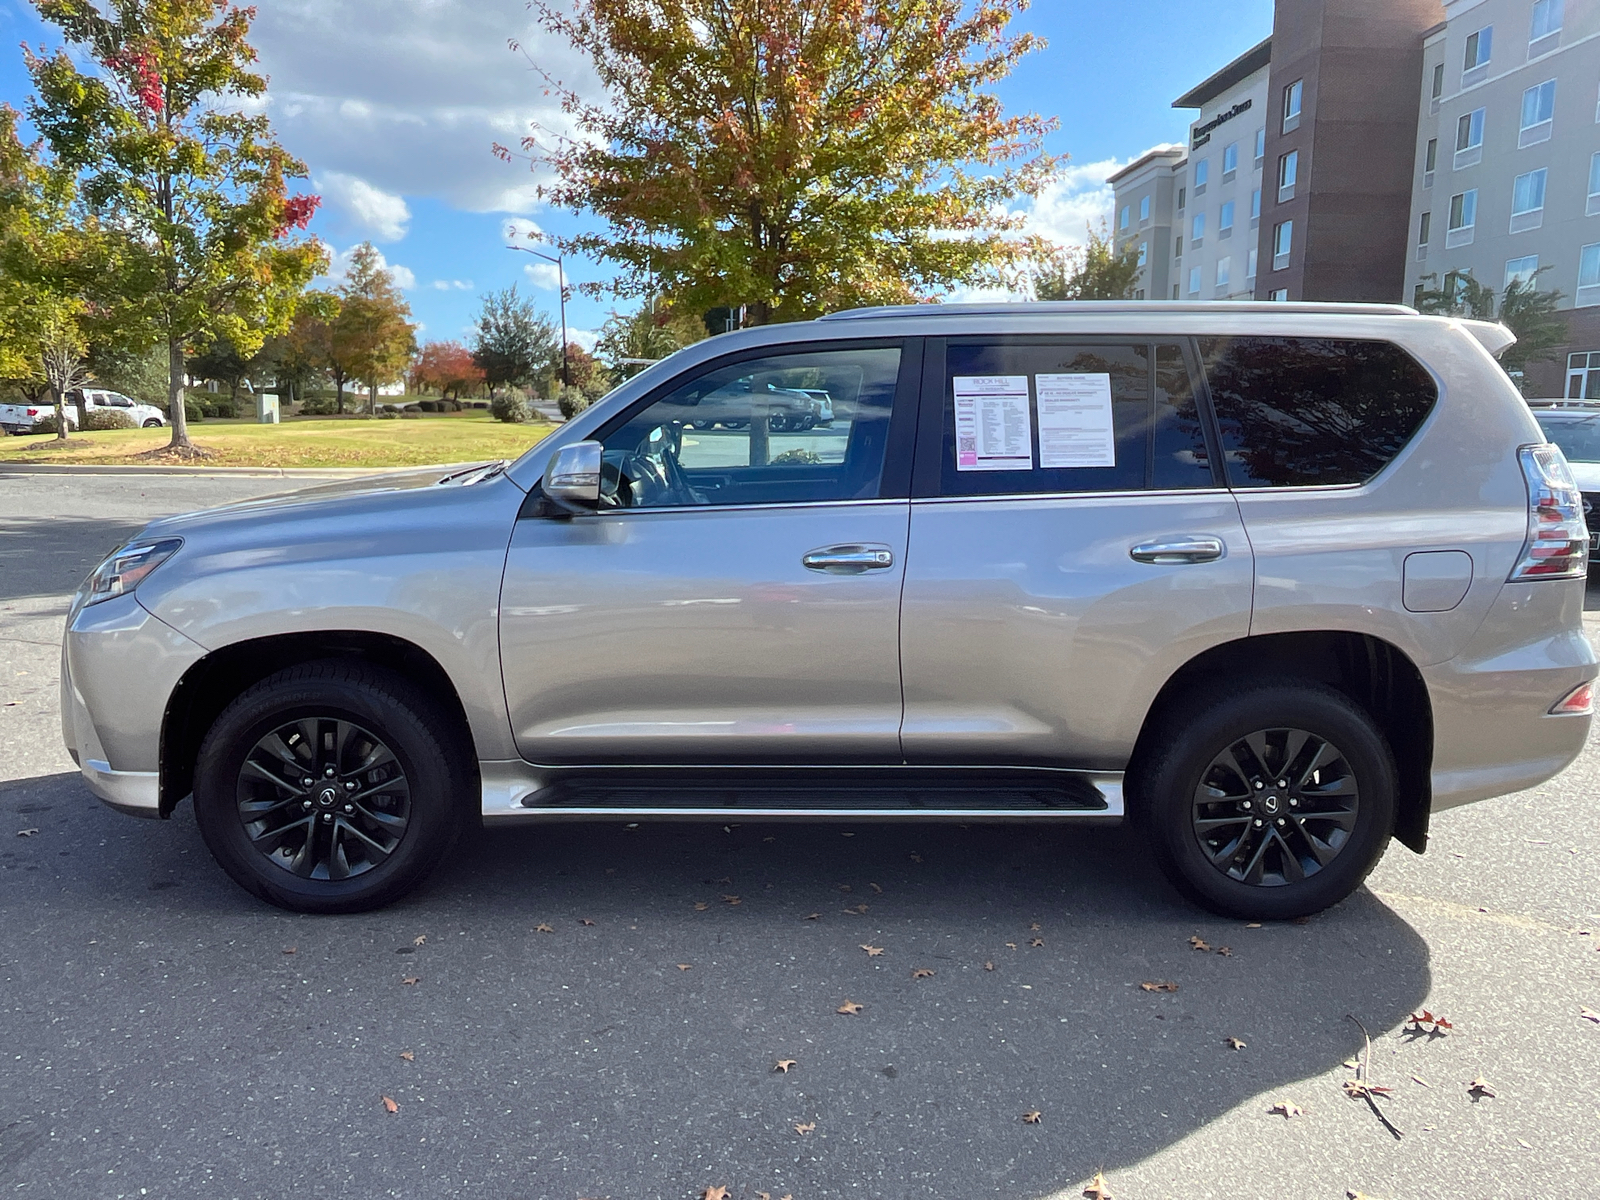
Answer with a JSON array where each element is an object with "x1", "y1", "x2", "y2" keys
[
  {"x1": 1219, "y1": 200, "x2": 1235, "y2": 238},
  {"x1": 1417, "y1": 210, "x2": 1431, "y2": 260},
  {"x1": 1173, "y1": 284, "x2": 1181, "y2": 299},
  {"x1": 1135, "y1": 289, "x2": 1146, "y2": 300},
  {"x1": 1138, "y1": 241, "x2": 1148, "y2": 267},
  {"x1": 1192, "y1": 212, "x2": 1205, "y2": 247},
  {"x1": 1589, "y1": 151, "x2": 1600, "y2": 216},
  {"x1": 1178, "y1": 186, "x2": 1186, "y2": 211},
  {"x1": 1530, "y1": 0, "x2": 1563, "y2": 54},
  {"x1": 1431, "y1": 62, "x2": 1445, "y2": 110},
  {"x1": 1282, "y1": 80, "x2": 1303, "y2": 133},
  {"x1": 1253, "y1": 127, "x2": 1265, "y2": 166},
  {"x1": 1188, "y1": 265, "x2": 1202, "y2": 296},
  {"x1": 1278, "y1": 150, "x2": 1298, "y2": 202},
  {"x1": 1454, "y1": 107, "x2": 1485, "y2": 168},
  {"x1": 1139, "y1": 194, "x2": 1151, "y2": 223},
  {"x1": 1505, "y1": 255, "x2": 1540, "y2": 290},
  {"x1": 1510, "y1": 168, "x2": 1547, "y2": 232},
  {"x1": 1424, "y1": 137, "x2": 1438, "y2": 187},
  {"x1": 1119, "y1": 205, "x2": 1130, "y2": 231},
  {"x1": 1247, "y1": 248, "x2": 1258, "y2": 279},
  {"x1": 1194, "y1": 158, "x2": 1209, "y2": 196},
  {"x1": 1216, "y1": 256, "x2": 1232, "y2": 294},
  {"x1": 1447, "y1": 189, "x2": 1477, "y2": 247},
  {"x1": 1462, "y1": 27, "x2": 1492, "y2": 82},
  {"x1": 1578, "y1": 243, "x2": 1600, "y2": 307},
  {"x1": 1176, "y1": 235, "x2": 1183, "y2": 259},
  {"x1": 1222, "y1": 142, "x2": 1239, "y2": 181},
  {"x1": 1273, "y1": 220, "x2": 1293, "y2": 270},
  {"x1": 1269, "y1": 288, "x2": 1289, "y2": 302},
  {"x1": 1250, "y1": 187, "x2": 1261, "y2": 228},
  {"x1": 1520, "y1": 80, "x2": 1556, "y2": 147},
  {"x1": 1569, "y1": 351, "x2": 1600, "y2": 399}
]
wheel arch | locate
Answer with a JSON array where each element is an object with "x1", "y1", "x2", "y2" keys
[
  {"x1": 1129, "y1": 631, "x2": 1433, "y2": 853},
  {"x1": 159, "y1": 631, "x2": 480, "y2": 819}
]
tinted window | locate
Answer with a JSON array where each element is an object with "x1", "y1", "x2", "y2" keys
[
  {"x1": 598, "y1": 346, "x2": 900, "y2": 508},
  {"x1": 1197, "y1": 337, "x2": 1437, "y2": 488},
  {"x1": 1536, "y1": 414, "x2": 1600, "y2": 463},
  {"x1": 939, "y1": 341, "x2": 1214, "y2": 497}
]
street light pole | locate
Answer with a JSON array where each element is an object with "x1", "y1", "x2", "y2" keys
[{"x1": 507, "y1": 243, "x2": 569, "y2": 388}]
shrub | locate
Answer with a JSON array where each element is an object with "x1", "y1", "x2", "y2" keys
[
  {"x1": 375, "y1": 410, "x2": 398, "y2": 419},
  {"x1": 416, "y1": 400, "x2": 439, "y2": 413},
  {"x1": 31, "y1": 413, "x2": 60, "y2": 435},
  {"x1": 298, "y1": 395, "x2": 340, "y2": 416},
  {"x1": 771, "y1": 447, "x2": 822, "y2": 465},
  {"x1": 400, "y1": 410, "x2": 422, "y2": 419},
  {"x1": 490, "y1": 390, "x2": 530, "y2": 424},
  {"x1": 83, "y1": 408, "x2": 137, "y2": 431},
  {"x1": 469, "y1": 401, "x2": 489, "y2": 410},
  {"x1": 556, "y1": 383, "x2": 592, "y2": 421},
  {"x1": 183, "y1": 397, "x2": 207, "y2": 423}
]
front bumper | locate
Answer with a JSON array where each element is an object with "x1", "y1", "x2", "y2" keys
[{"x1": 62, "y1": 593, "x2": 208, "y2": 819}]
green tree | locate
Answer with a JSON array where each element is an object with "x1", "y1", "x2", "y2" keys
[
  {"x1": 470, "y1": 284, "x2": 558, "y2": 396},
  {"x1": 330, "y1": 244, "x2": 415, "y2": 412},
  {"x1": 595, "y1": 298, "x2": 704, "y2": 380},
  {"x1": 26, "y1": 0, "x2": 326, "y2": 455},
  {"x1": 189, "y1": 333, "x2": 280, "y2": 413},
  {"x1": 1416, "y1": 268, "x2": 1566, "y2": 386},
  {"x1": 1033, "y1": 224, "x2": 1141, "y2": 301},
  {"x1": 87, "y1": 341, "x2": 170, "y2": 406},
  {"x1": 508, "y1": 0, "x2": 1059, "y2": 324}
]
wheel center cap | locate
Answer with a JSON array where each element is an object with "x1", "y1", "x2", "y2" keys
[
  {"x1": 317, "y1": 786, "x2": 339, "y2": 808},
  {"x1": 1261, "y1": 794, "x2": 1282, "y2": 815}
]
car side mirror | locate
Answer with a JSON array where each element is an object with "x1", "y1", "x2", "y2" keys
[{"x1": 543, "y1": 441, "x2": 603, "y2": 511}]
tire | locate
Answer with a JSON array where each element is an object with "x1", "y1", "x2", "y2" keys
[
  {"x1": 193, "y1": 661, "x2": 467, "y2": 913},
  {"x1": 1135, "y1": 681, "x2": 1396, "y2": 920},
  {"x1": 142, "y1": 418, "x2": 162, "y2": 428}
]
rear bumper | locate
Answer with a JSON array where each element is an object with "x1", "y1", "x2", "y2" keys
[{"x1": 1426, "y1": 580, "x2": 1596, "y2": 811}]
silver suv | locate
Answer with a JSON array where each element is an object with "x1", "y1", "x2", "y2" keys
[{"x1": 62, "y1": 303, "x2": 1596, "y2": 918}]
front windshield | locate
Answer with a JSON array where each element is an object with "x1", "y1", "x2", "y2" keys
[{"x1": 1536, "y1": 415, "x2": 1600, "y2": 464}]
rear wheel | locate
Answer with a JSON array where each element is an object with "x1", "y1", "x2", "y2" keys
[
  {"x1": 193, "y1": 661, "x2": 466, "y2": 913},
  {"x1": 1136, "y1": 682, "x2": 1396, "y2": 920},
  {"x1": 142, "y1": 418, "x2": 162, "y2": 428}
]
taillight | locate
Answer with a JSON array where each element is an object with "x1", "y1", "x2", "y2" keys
[
  {"x1": 1550, "y1": 681, "x2": 1594, "y2": 716},
  {"x1": 1509, "y1": 444, "x2": 1588, "y2": 581},
  {"x1": 25, "y1": 408, "x2": 39, "y2": 417}
]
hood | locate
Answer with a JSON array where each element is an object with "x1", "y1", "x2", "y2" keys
[{"x1": 137, "y1": 461, "x2": 519, "y2": 540}]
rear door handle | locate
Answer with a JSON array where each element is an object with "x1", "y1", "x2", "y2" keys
[
  {"x1": 1129, "y1": 536, "x2": 1225, "y2": 565},
  {"x1": 803, "y1": 544, "x2": 895, "y2": 573}
]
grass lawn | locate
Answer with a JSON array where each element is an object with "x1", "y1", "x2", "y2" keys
[{"x1": 0, "y1": 412, "x2": 559, "y2": 469}]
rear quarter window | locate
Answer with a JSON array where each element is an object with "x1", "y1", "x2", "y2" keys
[{"x1": 1197, "y1": 337, "x2": 1438, "y2": 488}]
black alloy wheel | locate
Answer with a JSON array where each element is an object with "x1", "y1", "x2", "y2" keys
[{"x1": 1138, "y1": 681, "x2": 1396, "y2": 920}]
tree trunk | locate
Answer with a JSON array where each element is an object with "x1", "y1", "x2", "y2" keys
[
  {"x1": 334, "y1": 376, "x2": 345, "y2": 413},
  {"x1": 51, "y1": 384, "x2": 69, "y2": 442},
  {"x1": 167, "y1": 338, "x2": 191, "y2": 450},
  {"x1": 368, "y1": 382, "x2": 378, "y2": 414}
]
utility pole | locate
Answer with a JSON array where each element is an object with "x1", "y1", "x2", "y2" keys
[{"x1": 507, "y1": 242, "x2": 569, "y2": 388}]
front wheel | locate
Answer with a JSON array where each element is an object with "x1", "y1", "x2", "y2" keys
[
  {"x1": 142, "y1": 418, "x2": 163, "y2": 428},
  {"x1": 193, "y1": 661, "x2": 466, "y2": 913},
  {"x1": 1136, "y1": 682, "x2": 1396, "y2": 920}
]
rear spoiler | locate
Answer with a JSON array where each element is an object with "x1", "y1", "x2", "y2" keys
[{"x1": 1457, "y1": 319, "x2": 1516, "y2": 359}]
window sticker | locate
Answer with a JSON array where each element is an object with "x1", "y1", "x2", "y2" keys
[
  {"x1": 953, "y1": 375, "x2": 1034, "y2": 470},
  {"x1": 1036, "y1": 373, "x2": 1116, "y2": 469}
]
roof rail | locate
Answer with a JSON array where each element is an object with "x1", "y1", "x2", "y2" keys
[{"x1": 818, "y1": 301, "x2": 1421, "y2": 321}]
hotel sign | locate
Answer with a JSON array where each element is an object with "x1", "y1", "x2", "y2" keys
[{"x1": 1191, "y1": 98, "x2": 1253, "y2": 150}]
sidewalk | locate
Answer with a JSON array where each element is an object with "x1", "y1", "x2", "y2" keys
[{"x1": 0, "y1": 462, "x2": 423, "y2": 479}]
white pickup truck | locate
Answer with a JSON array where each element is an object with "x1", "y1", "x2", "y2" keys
[{"x1": 0, "y1": 388, "x2": 167, "y2": 434}]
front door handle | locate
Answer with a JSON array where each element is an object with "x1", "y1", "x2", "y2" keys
[
  {"x1": 1129, "y1": 536, "x2": 1225, "y2": 565},
  {"x1": 803, "y1": 544, "x2": 896, "y2": 573}
]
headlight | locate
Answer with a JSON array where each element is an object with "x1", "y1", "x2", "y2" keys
[{"x1": 77, "y1": 539, "x2": 184, "y2": 609}]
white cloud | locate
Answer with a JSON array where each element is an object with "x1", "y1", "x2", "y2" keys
[
  {"x1": 1022, "y1": 153, "x2": 1151, "y2": 250},
  {"x1": 320, "y1": 242, "x2": 417, "y2": 291},
  {"x1": 252, "y1": 0, "x2": 596, "y2": 213},
  {"x1": 566, "y1": 327, "x2": 598, "y2": 353},
  {"x1": 522, "y1": 261, "x2": 562, "y2": 290},
  {"x1": 502, "y1": 217, "x2": 544, "y2": 246},
  {"x1": 431, "y1": 279, "x2": 475, "y2": 291},
  {"x1": 317, "y1": 171, "x2": 411, "y2": 241}
]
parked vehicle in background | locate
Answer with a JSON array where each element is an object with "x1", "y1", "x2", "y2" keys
[
  {"x1": 1528, "y1": 400, "x2": 1600, "y2": 559},
  {"x1": 0, "y1": 400, "x2": 67, "y2": 435},
  {"x1": 680, "y1": 378, "x2": 817, "y2": 431},
  {"x1": 0, "y1": 388, "x2": 165, "y2": 434},
  {"x1": 62, "y1": 303, "x2": 1595, "y2": 919}
]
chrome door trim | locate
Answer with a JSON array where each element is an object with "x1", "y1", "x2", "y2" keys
[
  {"x1": 803, "y1": 544, "x2": 895, "y2": 572},
  {"x1": 1129, "y1": 536, "x2": 1226, "y2": 564},
  {"x1": 479, "y1": 760, "x2": 1124, "y2": 825}
]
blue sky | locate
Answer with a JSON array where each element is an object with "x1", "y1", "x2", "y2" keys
[{"x1": 0, "y1": 0, "x2": 1273, "y2": 347}]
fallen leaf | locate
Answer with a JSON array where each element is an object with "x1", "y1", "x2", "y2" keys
[
  {"x1": 1030, "y1": 937, "x2": 1044, "y2": 948},
  {"x1": 1189, "y1": 935, "x2": 1211, "y2": 951},
  {"x1": 402, "y1": 976, "x2": 421, "y2": 986},
  {"x1": 1216, "y1": 946, "x2": 1233, "y2": 957},
  {"x1": 1225, "y1": 1036, "x2": 1246, "y2": 1050},
  {"x1": 381, "y1": 1096, "x2": 398, "y2": 1114},
  {"x1": 702, "y1": 1189, "x2": 729, "y2": 1200},
  {"x1": 774, "y1": 1059, "x2": 797, "y2": 1073},
  {"x1": 534, "y1": 923, "x2": 554, "y2": 933},
  {"x1": 15, "y1": 829, "x2": 38, "y2": 838},
  {"x1": 762, "y1": 835, "x2": 776, "y2": 842},
  {"x1": 412, "y1": 935, "x2": 426, "y2": 946},
  {"x1": 1082, "y1": 1171, "x2": 1113, "y2": 1200},
  {"x1": 694, "y1": 902, "x2": 710, "y2": 911},
  {"x1": 1467, "y1": 1077, "x2": 1496, "y2": 1099},
  {"x1": 1245, "y1": 922, "x2": 1262, "y2": 929},
  {"x1": 793, "y1": 1121, "x2": 815, "y2": 1135},
  {"x1": 1410, "y1": 1074, "x2": 1431, "y2": 1087},
  {"x1": 838, "y1": 884, "x2": 853, "y2": 892},
  {"x1": 1343, "y1": 1080, "x2": 1394, "y2": 1100},
  {"x1": 983, "y1": 961, "x2": 995, "y2": 971},
  {"x1": 283, "y1": 947, "x2": 297, "y2": 955},
  {"x1": 1579, "y1": 1007, "x2": 1599, "y2": 1023},
  {"x1": 1005, "y1": 942, "x2": 1018, "y2": 950},
  {"x1": 1139, "y1": 981, "x2": 1179, "y2": 993},
  {"x1": 1406, "y1": 1009, "x2": 1454, "y2": 1036},
  {"x1": 399, "y1": 1050, "x2": 415, "y2": 1062},
  {"x1": 712, "y1": 876, "x2": 733, "y2": 885},
  {"x1": 1029, "y1": 922, "x2": 1042, "y2": 931},
  {"x1": 1268, "y1": 1100, "x2": 1303, "y2": 1118},
  {"x1": 579, "y1": 918, "x2": 595, "y2": 926},
  {"x1": 1517, "y1": 1137, "x2": 1533, "y2": 1149},
  {"x1": 1021, "y1": 1109, "x2": 1042, "y2": 1124},
  {"x1": 860, "y1": 944, "x2": 885, "y2": 957},
  {"x1": 870, "y1": 882, "x2": 883, "y2": 894},
  {"x1": 676, "y1": 963, "x2": 692, "y2": 971},
  {"x1": 721, "y1": 895, "x2": 741, "y2": 905},
  {"x1": 851, "y1": 903, "x2": 868, "y2": 914},
  {"x1": 837, "y1": 1000, "x2": 864, "y2": 1015},
  {"x1": 804, "y1": 912, "x2": 820, "y2": 920},
  {"x1": 1291, "y1": 915, "x2": 1311, "y2": 925},
  {"x1": 912, "y1": 968, "x2": 935, "y2": 979}
]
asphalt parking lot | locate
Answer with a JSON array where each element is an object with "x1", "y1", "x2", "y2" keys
[{"x1": 2, "y1": 470, "x2": 1599, "y2": 1200}]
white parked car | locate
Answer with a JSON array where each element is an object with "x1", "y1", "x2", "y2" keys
[{"x1": 0, "y1": 388, "x2": 166, "y2": 434}]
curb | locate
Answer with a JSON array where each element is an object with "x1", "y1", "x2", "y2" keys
[{"x1": 0, "y1": 463, "x2": 432, "y2": 479}]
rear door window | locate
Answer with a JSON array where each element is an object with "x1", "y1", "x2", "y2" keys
[
  {"x1": 1197, "y1": 337, "x2": 1438, "y2": 488},
  {"x1": 934, "y1": 340, "x2": 1216, "y2": 497}
]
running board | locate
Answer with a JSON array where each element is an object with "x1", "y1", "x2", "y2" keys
[{"x1": 479, "y1": 763, "x2": 1125, "y2": 826}]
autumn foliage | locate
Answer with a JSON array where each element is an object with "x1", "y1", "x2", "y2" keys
[{"x1": 410, "y1": 340, "x2": 486, "y2": 401}]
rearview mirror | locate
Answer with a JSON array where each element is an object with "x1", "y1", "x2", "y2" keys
[{"x1": 543, "y1": 440, "x2": 603, "y2": 508}]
